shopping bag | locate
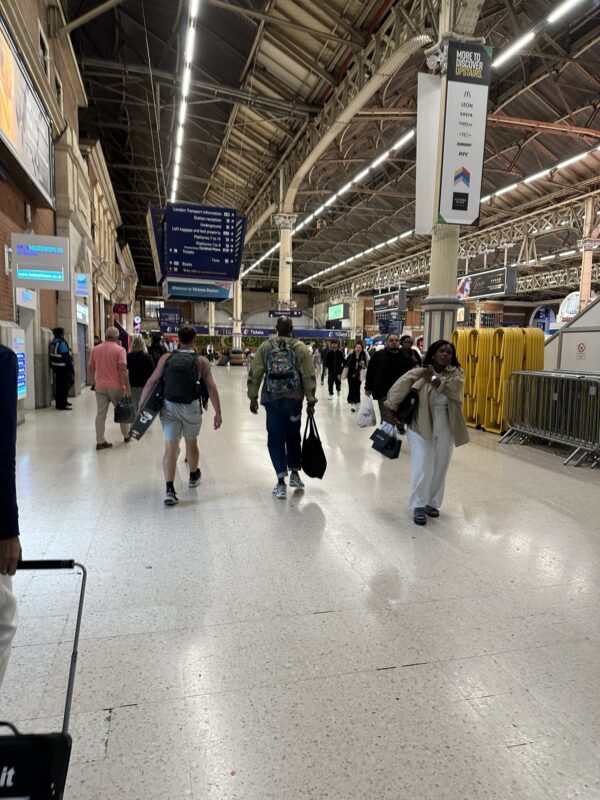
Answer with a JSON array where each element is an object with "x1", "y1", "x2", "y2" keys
[
  {"x1": 371, "y1": 423, "x2": 401, "y2": 460},
  {"x1": 356, "y1": 395, "x2": 376, "y2": 428},
  {"x1": 341, "y1": 367, "x2": 349, "y2": 381},
  {"x1": 395, "y1": 389, "x2": 419, "y2": 425},
  {"x1": 301, "y1": 416, "x2": 327, "y2": 479},
  {"x1": 370, "y1": 420, "x2": 396, "y2": 442},
  {"x1": 114, "y1": 396, "x2": 135, "y2": 424}
]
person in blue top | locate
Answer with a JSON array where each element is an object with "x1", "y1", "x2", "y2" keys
[
  {"x1": 49, "y1": 327, "x2": 75, "y2": 410},
  {"x1": 0, "y1": 344, "x2": 21, "y2": 684}
]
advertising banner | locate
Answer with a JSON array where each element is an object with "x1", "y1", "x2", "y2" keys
[
  {"x1": 415, "y1": 73, "x2": 442, "y2": 234},
  {"x1": 438, "y1": 41, "x2": 492, "y2": 226},
  {"x1": 163, "y1": 203, "x2": 247, "y2": 282},
  {"x1": 373, "y1": 290, "x2": 406, "y2": 316},
  {"x1": 11, "y1": 234, "x2": 70, "y2": 289},
  {"x1": 0, "y1": 22, "x2": 53, "y2": 205},
  {"x1": 10, "y1": 328, "x2": 26, "y2": 399},
  {"x1": 457, "y1": 266, "x2": 517, "y2": 299},
  {"x1": 163, "y1": 278, "x2": 234, "y2": 302},
  {"x1": 157, "y1": 307, "x2": 181, "y2": 333}
]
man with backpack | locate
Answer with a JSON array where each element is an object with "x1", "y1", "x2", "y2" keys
[
  {"x1": 247, "y1": 316, "x2": 317, "y2": 499},
  {"x1": 140, "y1": 325, "x2": 222, "y2": 506}
]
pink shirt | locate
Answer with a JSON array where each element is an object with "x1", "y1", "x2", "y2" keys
[{"x1": 89, "y1": 342, "x2": 127, "y2": 389}]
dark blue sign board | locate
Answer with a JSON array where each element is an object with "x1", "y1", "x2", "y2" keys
[
  {"x1": 163, "y1": 279, "x2": 233, "y2": 302},
  {"x1": 241, "y1": 327, "x2": 352, "y2": 339},
  {"x1": 268, "y1": 310, "x2": 303, "y2": 318},
  {"x1": 163, "y1": 202, "x2": 247, "y2": 282},
  {"x1": 378, "y1": 319, "x2": 404, "y2": 335},
  {"x1": 157, "y1": 307, "x2": 181, "y2": 333}
]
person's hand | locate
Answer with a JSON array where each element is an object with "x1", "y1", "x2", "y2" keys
[
  {"x1": 306, "y1": 403, "x2": 316, "y2": 417},
  {"x1": 337, "y1": 374, "x2": 342, "y2": 381},
  {"x1": 422, "y1": 366, "x2": 435, "y2": 383},
  {"x1": 365, "y1": 389, "x2": 372, "y2": 397},
  {"x1": 214, "y1": 413, "x2": 222, "y2": 430},
  {"x1": 249, "y1": 399, "x2": 259, "y2": 414},
  {"x1": 0, "y1": 537, "x2": 22, "y2": 577},
  {"x1": 123, "y1": 387, "x2": 132, "y2": 397}
]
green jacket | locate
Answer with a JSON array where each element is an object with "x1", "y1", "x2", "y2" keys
[{"x1": 247, "y1": 336, "x2": 317, "y2": 405}]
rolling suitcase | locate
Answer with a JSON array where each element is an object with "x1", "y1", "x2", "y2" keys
[{"x1": 0, "y1": 559, "x2": 87, "y2": 799}]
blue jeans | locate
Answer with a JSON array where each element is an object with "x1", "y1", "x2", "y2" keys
[{"x1": 265, "y1": 399, "x2": 303, "y2": 479}]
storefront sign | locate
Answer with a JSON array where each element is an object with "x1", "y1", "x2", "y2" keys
[
  {"x1": 163, "y1": 278, "x2": 233, "y2": 301},
  {"x1": 15, "y1": 286, "x2": 37, "y2": 311},
  {"x1": 157, "y1": 307, "x2": 181, "y2": 333},
  {"x1": 438, "y1": 41, "x2": 492, "y2": 226},
  {"x1": 163, "y1": 203, "x2": 247, "y2": 282},
  {"x1": 11, "y1": 234, "x2": 70, "y2": 289},
  {"x1": 74, "y1": 273, "x2": 89, "y2": 297},
  {"x1": 0, "y1": 22, "x2": 53, "y2": 205},
  {"x1": 10, "y1": 328, "x2": 26, "y2": 399},
  {"x1": 457, "y1": 266, "x2": 516, "y2": 299}
]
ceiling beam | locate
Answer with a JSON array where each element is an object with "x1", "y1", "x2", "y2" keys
[
  {"x1": 488, "y1": 116, "x2": 600, "y2": 139},
  {"x1": 60, "y1": 0, "x2": 125, "y2": 36}
]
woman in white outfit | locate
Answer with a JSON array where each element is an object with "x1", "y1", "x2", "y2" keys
[{"x1": 385, "y1": 340, "x2": 469, "y2": 525}]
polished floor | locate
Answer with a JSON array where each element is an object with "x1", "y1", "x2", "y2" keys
[{"x1": 4, "y1": 367, "x2": 600, "y2": 799}]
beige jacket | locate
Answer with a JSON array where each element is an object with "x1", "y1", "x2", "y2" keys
[{"x1": 384, "y1": 366, "x2": 470, "y2": 447}]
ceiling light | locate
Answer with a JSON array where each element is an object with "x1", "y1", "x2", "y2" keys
[
  {"x1": 179, "y1": 101, "x2": 187, "y2": 125},
  {"x1": 190, "y1": 0, "x2": 200, "y2": 18},
  {"x1": 560, "y1": 250, "x2": 577, "y2": 256},
  {"x1": 495, "y1": 182, "x2": 519, "y2": 197},
  {"x1": 493, "y1": 31, "x2": 535, "y2": 69},
  {"x1": 182, "y1": 67, "x2": 192, "y2": 98},
  {"x1": 556, "y1": 151, "x2": 587, "y2": 169},
  {"x1": 185, "y1": 26, "x2": 196, "y2": 63},
  {"x1": 400, "y1": 229, "x2": 413, "y2": 238},
  {"x1": 353, "y1": 167, "x2": 371, "y2": 182},
  {"x1": 338, "y1": 182, "x2": 353, "y2": 195},
  {"x1": 176, "y1": 126, "x2": 184, "y2": 147},
  {"x1": 314, "y1": 204, "x2": 326, "y2": 215},
  {"x1": 524, "y1": 169, "x2": 550, "y2": 184},
  {"x1": 325, "y1": 195, "x2": 337, "y2": 207},
  {"x1": 170, "y1": 192, "x2": 176, "y2": 203},
  {"x1": 371, "y1": 151, "x2": 390, "y2": 169},
  {"x1": 173, "y1": 164, "x2": 180, "y2": 180},
  {"x1": 540, "y1": 255, "x2": 554, "y2": 261},
  {"x1": 481, "y1": 194, "x2": 491, "y2": 204},
  {"x1": 175, "y1": 147, "x2": 182, "y2": 165},
  {"x1": 548, "y1": 0, "x2": 587, "y2": 23},
  {"x1": 391, "y1": 130, "x2": 415, "y2": 151}
]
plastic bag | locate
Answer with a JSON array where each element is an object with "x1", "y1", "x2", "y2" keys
[{"x1": 356, "y1": 395, "x2": 376, "y2": 428}]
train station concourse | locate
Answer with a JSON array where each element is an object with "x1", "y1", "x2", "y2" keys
[{"x1": 1, "y1": 0, "x2": 600, "y2": 797}]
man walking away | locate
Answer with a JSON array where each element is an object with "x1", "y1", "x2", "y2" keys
[
  {"x1": 248, "y1": 316, "x2": 317, "y2": 499},
  {"x1": 0, "y1": 345, "x2": 22, "y2": 685},
  {"x1": 319, "y1": 343, "x2": 329, "y2": 386},
  {"x1": 88, "y1": 327, "x2": 132, "y2": 450},
  {"x1": 148, "y1": 332, "x2": 167, "y2": 366},
  {"x1": 140, "y1": 326, "x2": 222, "y2": 506},
  {"x1": 324, "y1": 339, "x2": 344, "y2": 398},
  {"x1": 364, "y1": 333, "x2": 413, "y2": 424},
  {"x1": 49, "y1": 327, "x2": 74, "y2": 410}
]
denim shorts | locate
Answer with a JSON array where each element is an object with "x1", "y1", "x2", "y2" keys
[{"x1": 160, "y1": 399, "x2": 202, "y2": 441}]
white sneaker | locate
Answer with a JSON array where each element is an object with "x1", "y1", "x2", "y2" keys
[
  {"x1": 289, "y1": 472, "x2": 305, "y2": 489},
  {"x1": 272, "y1": 482, "x2": 286, "y2": 499}
]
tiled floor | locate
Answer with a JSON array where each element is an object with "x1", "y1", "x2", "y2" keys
[{"x1": 4, "y1": 367, "x2": 600, "y2": 799}]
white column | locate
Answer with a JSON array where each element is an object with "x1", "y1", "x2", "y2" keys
[
  {"x1": 274, "y1": 213, "x2": 297, "y2": 309},
  {"x1": 208, "y1": 303, "x2": 216, "y2": 337},
  {"x1": 579, "y1": 196, "x2": 595, "y2": 311},
  {"x1": 233, "y1": 280, "x2": 242, "y2": 350}
]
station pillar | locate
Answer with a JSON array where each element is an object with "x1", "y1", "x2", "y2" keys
[
  {"x1": 274, "y1": 213, "x2": 297, "y2": 309},
  {"x1": 579, "y1": 196, "x2": 596, "y2": 311},
  {"x1": 208, "y1": 302, "x2": 216, "y2": 337},
  {"x1": 233, "y1": 280, "x2": 242, "y2": 350}
]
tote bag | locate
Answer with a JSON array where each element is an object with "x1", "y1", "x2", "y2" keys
[{"x1": 301, "y1": 416, "x2": 327, "y2": 479}]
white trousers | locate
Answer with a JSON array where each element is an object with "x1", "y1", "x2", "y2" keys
[
  {"x1": 0, "y1": 575, "x2": 17, "y2": 685},
  {"x1": 406, "y1": 428, "x2": 454, "y2": 510}
]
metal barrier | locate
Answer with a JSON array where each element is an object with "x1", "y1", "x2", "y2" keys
[{"x1": 501, "y1": 371, "x2": 600, "y2": 467}]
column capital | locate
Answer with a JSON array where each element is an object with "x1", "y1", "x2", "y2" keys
[{"x1": 274, "y1": 213, "x2": 297, "y2": 231}]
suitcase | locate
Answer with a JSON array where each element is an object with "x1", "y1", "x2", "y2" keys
[{"x1": 0, "y1": 559, "x2": 87, "y2": 799}]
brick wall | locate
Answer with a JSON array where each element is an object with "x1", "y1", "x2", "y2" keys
[{"x1": 0, "y1": 177, "x2": 54, "y2": 324}]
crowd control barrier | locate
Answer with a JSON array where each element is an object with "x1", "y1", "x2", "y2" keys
[
  {"x1": 452, "y1": 327, "x2": 545, "y2": 432},
  {"x1": 502, "y1": 371, "x2": 600, "y2": 467}
]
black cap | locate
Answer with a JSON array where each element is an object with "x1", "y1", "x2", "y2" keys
[{"x1": 52, "y1": 327, "x2": 65, "y2": 337}]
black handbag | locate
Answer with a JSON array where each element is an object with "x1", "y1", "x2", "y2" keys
[
  {"x1": 395, "y1": 389, "x2": 419, "y2": 425},
  {"x1": 371, "y1": 425, "x2": 402, "y2": 459},
  {"x1": 301, "y1": 416, "x2": 327, "y2": 479},
  {"x1": 114, "y1": 396, "x2": 135, "y2": 424}
]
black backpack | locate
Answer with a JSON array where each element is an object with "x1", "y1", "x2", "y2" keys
[{"x1": 162, "y1": 351, "x2": 200, "y2": 404}]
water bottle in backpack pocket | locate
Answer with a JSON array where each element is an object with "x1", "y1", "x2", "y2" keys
[{"x1": 266, "y1": 340, "x2": 301, "y2": 395}]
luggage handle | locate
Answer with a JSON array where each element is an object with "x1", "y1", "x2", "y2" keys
[{"x1": 17, "y1": 559, "x2": 87, "y2": 736}]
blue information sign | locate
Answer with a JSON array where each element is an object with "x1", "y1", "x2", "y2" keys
[
  {"x1": 241, "y1": 327, "x2": 352, "y2": 339},
  {"x1": 163, "y1": 203, "x2": 247, "y2": 282},
  {"x1": 163, "y1": 279, "x2": 234, "y2": 302},
  {"x1": 157, "y1": 307, "x2": 181, "y2": 333},
  {"x1": 268, "y1": 310, "x2": 303, "y2": 318}
]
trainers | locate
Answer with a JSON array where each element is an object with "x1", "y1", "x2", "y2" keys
[
  {"x1": 272, "y1": 482, "x2": 286, "y2": 500},
  {"x1": 164, "y1": 489, "x2": 179, "y2": 506},
  {"x1": 189, "y1": 468, "x2": 201, "y2": 488},
  {"x1": 289, "y1": 472, "x2": 305, "y2": 490}
]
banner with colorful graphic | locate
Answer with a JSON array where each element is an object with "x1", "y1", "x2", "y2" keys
[{"x1": 438, "y1": 41, "x2": 492, "y2": 226}]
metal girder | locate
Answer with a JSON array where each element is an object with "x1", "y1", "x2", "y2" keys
[
  {"x1": 245, "y1": 9, "x2": 433, "y2": 230},
  {"x1": 60, "y1": 0, "x2": 125, "y2": 36},
  {"x1": 517, "y1": 263, "x2": 600, "y2": 293},
  {"x1": 313, "y1": 190, "x2": 600, "y2": 300},
  {"x1": 203, "y1": 0, "x2": 364, "y2": 51},
  {"x1": 487, "y1": 116, "x2": 600, "y2": 139},
  {"x1": 79, "y1": 59, "x2": 318, "y2": 116}
]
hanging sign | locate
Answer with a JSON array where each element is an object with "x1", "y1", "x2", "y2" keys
[
  {"x1": 163, "y1": 278, "x2": 234, "y2": 302},
  {"x1": 328, "y1": 303, "x2": 349, "y2": 321},
  {"x1": 163, "y1": 203, "x2": 247, "y2": 282},
  {"x1": 268, "y1": 309, "x2": 303, "y2": 318},
  {"x1": 457, "y1": 266, "x2": 517, "y2": 299},
  {"x1": 438, "y1": 41, "x2": 492, "y2": 226},
  {"x1": 74, "y1": 273, "x2": 89, "y2": 297},
  {"x1": 11, "y1": 234, "x2": 70, "y2": 289},
  {"x1": 157, "y1": 307, "x2": 181, "y2": 333}
]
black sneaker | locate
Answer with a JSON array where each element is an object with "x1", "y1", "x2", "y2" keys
[
  {"x1": 189, "y1": 469, "x2": 201, "y2": 488},
  {"x1": 164, "y1": 489, "x2": 179, "y2": 506}
]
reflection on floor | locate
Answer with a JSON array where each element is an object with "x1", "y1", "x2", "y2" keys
[{"x1": 4, "y1": 368, "x2": 600, "y2": 799}]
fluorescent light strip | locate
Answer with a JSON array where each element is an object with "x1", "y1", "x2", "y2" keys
[
  {"x1": 185, "y1": 26, "x2": 196, "y2": 63},
  {"x1": 548, "y1": 0, "x2": 587, "y2": 23},
  {"x1": 493, "y1": 31, "x2": 535, "y2": 69}
]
